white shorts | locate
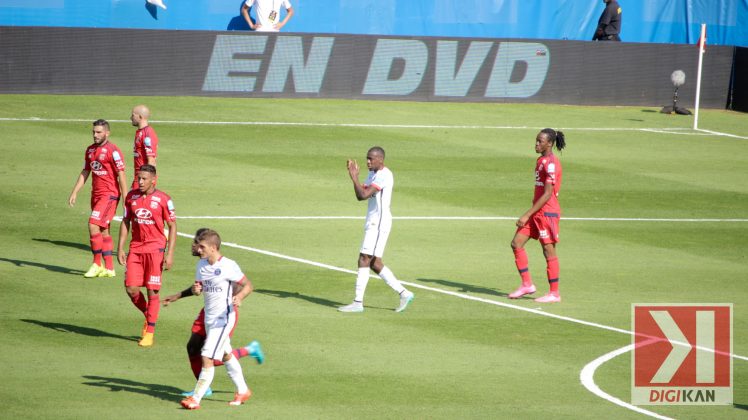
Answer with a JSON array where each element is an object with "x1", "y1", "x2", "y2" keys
[
  {"x1": 201, "y1": 311, "x2": 236, "y2": 361},
  {"x1": 360, "y1": 226, "x2": 390, "y2": 258}
]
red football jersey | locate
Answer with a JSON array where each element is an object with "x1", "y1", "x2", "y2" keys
[
  {"x1": 84, "y1": 141, "x2": 126, "y2": 198},
  {"x1": 123, "y1": 189, "x2": 175, "y2": 253},
  {"x1": 533, "y1": 153, "x2": 562, "y2": 214},
  {"x1": 133, "y1": 125, "x2": 158, "y2": 174}
]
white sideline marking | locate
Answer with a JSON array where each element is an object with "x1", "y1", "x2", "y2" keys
[
  {"x1": 580, "y1": 343, "x2": 673, "y2": 420},
  {"x1": 178, "y1": 215, "x2": 748, "y2": 222},
  {"x1": 173, "y1": 227, "x2": 746, "y2": 418},
  {"x1": 0, "y1": 116, "x2": 744, "y2": 138}
]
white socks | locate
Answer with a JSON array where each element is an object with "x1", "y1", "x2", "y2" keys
[
  {"x1": 193, "y1": 367, "x2": 215, "y2": 401},
  {"x1": 378, "y1": 266, "x2": 406, "y2": 294},
  {"x1": 225, "y1": 355, "x2": 249, "y2": 394},
  {"x1": 354, "y1": 267, "x2": 369, "y2": 302}
]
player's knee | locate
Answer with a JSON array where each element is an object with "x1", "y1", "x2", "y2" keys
[
  {"x1": 358, "y1": 254, "x2": 371, "y2": 267},
  {"x1": 370, "y1": 258, "x2": 383, "y2": 272},
  {"x1": 511, "y1": 239, "x2": 522, "y2": 250}
]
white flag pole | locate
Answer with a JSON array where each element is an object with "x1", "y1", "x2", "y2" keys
[{"x1": 693, "y1": 23, "x2": 706, "y2": 130}]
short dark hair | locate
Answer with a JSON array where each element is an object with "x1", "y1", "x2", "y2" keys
[
  {"x1": 93, "y1": 119, "x2": 110, "y2": 131},
  {"x1": 139, "y1": 164, "x2": 157, "y2": 175},
  {"x1": 368, "y1": 146, "x2": 385, "y2": 159},
  {"x1": 197, "y1": 229, "x2": 222, "y2": 250}
]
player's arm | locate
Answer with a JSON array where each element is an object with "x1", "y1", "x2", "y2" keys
[
  {"x1": 117, "y1": 215, "x2": 131, "y2": 265},
  {"x1": 241, "y1": 3, "x2": 258, "y2": 30},
  {"x1": 232, "y1": 276, "x2": 254, "y2": 297},
  {"x1": 516, "y1": 182, "x2": 554, "y2": 227},
  {"x1": 164, "y1": 219, "x2": 177, "y2": 270},
  {"x1": 163, "y1": 286, "x2": 194, "y2": 306},
  {"x1": 275, "y1": 6, "x2": 294, "y2": 30},
  {"x1": 68, "y1": 169, "x2": 90, "y2": 207},
  {"x1": 232, "y1": 276, "x2": 254, "y2": 307},
  {"x1": 347, "y1": 159, "x2": 379, "y2": 200},
  {"x1": 116, "y1": 170, "x2": 128, "y2": 199}
]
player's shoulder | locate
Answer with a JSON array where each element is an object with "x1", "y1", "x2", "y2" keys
[{"x1": 125, "y1": 189, "x2": 140, "y2": 200}]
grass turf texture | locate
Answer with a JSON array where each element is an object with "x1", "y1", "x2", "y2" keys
[{"x1": 0, "y1": 95, "x2": 746, "y2": 419}]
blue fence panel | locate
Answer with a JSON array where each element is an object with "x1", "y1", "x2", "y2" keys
[{"x1": 0, "y1": 0, "x2": 745, "y2": 46}]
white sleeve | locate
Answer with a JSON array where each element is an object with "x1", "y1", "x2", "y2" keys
[{"x1": 228, "y1": 260, "x2": 246, "y2": 283}]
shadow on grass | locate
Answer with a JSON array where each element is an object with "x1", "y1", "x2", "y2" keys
[
  {"x1": 417, "y1": 278, "x2": 510, "y2": 298},
  {"x1": 82, "y1": 376, "x2": 183, "y2": 403},
  {"x1": 0, "y1": 257, "x2": 84, "y2": 276},
  {"x1": 21, "y1": 319, "x2": 138, "y2": 342},
  {"x1": 33, "y1": 237, "x2": 90, "y2": 252},
  {"x1": 735, "y1": 403, "x2": 748, "y2": 411},
  {"x1": 255, "y1": 288, "x2": 343, "y2": 308}
]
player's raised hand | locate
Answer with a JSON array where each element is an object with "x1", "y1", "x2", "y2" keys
[{"x1": 347, "y1": 159, "x2": 359, "y2": 179}]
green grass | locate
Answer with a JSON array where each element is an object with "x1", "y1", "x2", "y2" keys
[{"x1": 0, "y1": 95, "x2": 746, "y2": 419}]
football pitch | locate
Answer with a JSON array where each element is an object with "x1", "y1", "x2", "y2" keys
[{"x1": 0, "y1": 94, "x2": 746, "y2": 419}]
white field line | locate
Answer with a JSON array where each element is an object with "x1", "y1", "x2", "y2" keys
[
  {"x1": 172, "y1": 229, "x2": 748, "y2": 364},
  {"x1": 177, "y1": 215, "x2": 748, "y2": 222},
  {"x1": 580, "y1": 343, "x2": 673, "y2": 420},
  {"x1": 175, "y1": 227, "x2": 745, "y2": 418},
  {"x1": 0, "y1": 116, "x2": 743, "y2": 138}
]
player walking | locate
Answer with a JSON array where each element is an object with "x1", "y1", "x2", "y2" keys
[
  {"x1": 508, "y1": 129, "x2": 565, "y2": 303},
  {"x1": 163, "y1": 228, "x2": 264, "y2": 398},
  {"x1": 338, "y1": 146, "x2": 415, "y2": 313},
  {"x1": 180, "y1": 229, "x2": 256, "y2": 410},
  {"x1": 130, "y1": 105, "x2": 159, "y2": 190},
  {"x1": 68, "y1": 119, "x2": 128, "y2": 278},
  {"x1": 117, "y1": 164, "x2": 177, "y2": 346}
]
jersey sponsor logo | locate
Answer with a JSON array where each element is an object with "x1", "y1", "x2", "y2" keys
[
  {"x1": 144, "y1": 137, "x2": 151, "y2": 147},
  {"x1": 113, "y1": 151, "x2": 121, "y2": 161},
  {"x1": 539, "y1": 229, "x2": 549, "y2": 238},
  {"x1": 135, "y1": 208, "x2": 156, "y2": 224},
  {"x1": 148, "y1": 275, "x2": 161, "y2": 285},
  {"x1": 90, "y1": 161, "x2": 103, "y2": 171},
  {"x1": 167, "y1": 199, "x2": 174, "y2": 210},
  {"x1": 548, "y1": 163, "x2": 555, "y2": 173},
  {"x1": 91, "y1": 210, "x2": 101, "y2": 219},
  {"x1": 202, "y1": 279, "x2": 224, "y2": 293}
]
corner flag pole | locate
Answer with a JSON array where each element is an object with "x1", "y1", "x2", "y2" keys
[{"x1": 693, "y1": 23, "x2": 706, "y2": 130}]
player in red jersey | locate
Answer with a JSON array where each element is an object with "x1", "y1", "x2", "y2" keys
[
  {"x1": 508, "y1": 128, "x2": 566, "y2": 303},
  {"x1": 163, "y1": 228, "x2": 264, "y2": 397},
  {"x1": 130, "y1": 105, "x2": 159, "y2": 190},
  {"x1": 68, "y1": 119, "x2": 128, "y2": 278},
  {"x1": 117, "y1": 164, "x2": 177, "y2": 347}
]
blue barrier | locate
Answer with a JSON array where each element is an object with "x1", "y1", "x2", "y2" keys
[{"x1": 0, "y1": 0, "x2": 745, "y2": 46}]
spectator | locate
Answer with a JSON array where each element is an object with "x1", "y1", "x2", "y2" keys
[
  {"x1": 592, "y1": 0, "x2": 622, "y2": 41},
  {"x1": 242, "y1": 0, "x2": 294, "y2": 32}
]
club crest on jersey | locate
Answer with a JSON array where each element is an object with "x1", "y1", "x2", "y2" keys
[
  {"x1": 214, "y1": 268, "x2": 222, "y2": 276},
  {"x1": 150, "y1": 201, "x2": 158, "y2": 209}
]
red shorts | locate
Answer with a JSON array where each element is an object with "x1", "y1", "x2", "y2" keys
[
  {"x1": 89, "y1": 195, "x2": 119, "y2": 229},
  {"x1": 191, "y1": 307, "x2": 239, "y2": 338},
  {"x1": 124, "y1": 250, "x2": 165, "y2": 290},
  {"x1": 516, "y1": 212, "x2": 560, "y2": 245}
]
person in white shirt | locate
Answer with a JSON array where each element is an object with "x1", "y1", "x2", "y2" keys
[
  {"x1": 242, "y1": 0, "x2": 294, "y2": 32},
  {"x1": 339, "y1": 146, "x2": 415, "y2": 313},
  {"x1": 180, "y1": 230, "x2": 256, "y2": 410}
]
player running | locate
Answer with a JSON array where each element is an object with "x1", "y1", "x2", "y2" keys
[
  {"x1": 68, "y1": 119, "x2": 128, "y2": 278},
  {"x1": 163, "y1": 228, "x2": 264, "y2": 398},
  {"x1": 180, "y1": 229, "x2": 257, "y2": 409},
  {"x1": 508, "y1": 128, "x2": 565, "y2": 303},
  {"x1": 117, "y1": 164, "x2": 177, "y2": 346}
]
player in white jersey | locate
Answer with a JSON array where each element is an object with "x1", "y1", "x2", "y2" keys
[
  {"x1": 339, "y1": 146, "x2": 414, "y2": 313},
  {"x1": 180, "y1": 230, "x2": 255, "y2": 410}
]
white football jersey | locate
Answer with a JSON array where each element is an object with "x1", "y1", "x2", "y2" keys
[
  {"x1": 364, "y1": 167, "x2": 393, "y2": 231},
  {"x1": 195, "y1": 256, "x2": 245, "y2": 327}
]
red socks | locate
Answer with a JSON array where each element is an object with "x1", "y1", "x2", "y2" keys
[
  {"x1": 513, "y1": 248, "x2": 532, "y2": 286},
  {"x1": 546, "y1": 256, "x2": 559, "y2": 294},
  {"x1": 90, "y1": 233, "x2": 103, "y2": 265},
  {"x1": 101, "y1": 235, "x2": 114, "y2": 270},
  {"x1": 146, "y1": 294, "x2": 160, "y2": 333},
  {"x1": 189, "y1": 355, "x2": 202, "y2": 379}
]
